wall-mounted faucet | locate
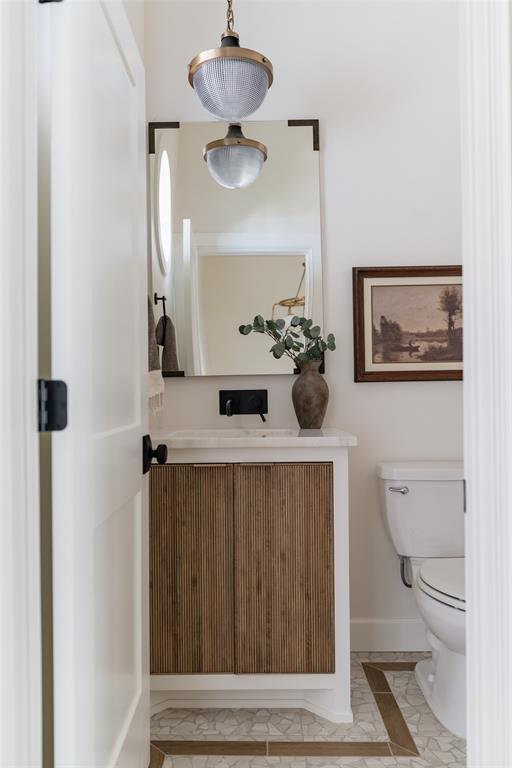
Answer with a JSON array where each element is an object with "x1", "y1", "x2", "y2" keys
[{"x1": 219, "y1": 390, "x2": 268, "y2": 422}]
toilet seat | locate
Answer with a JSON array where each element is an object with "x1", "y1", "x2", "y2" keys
[{"x1": 418, "y1": 557, "x2": 465, "y2": 612}]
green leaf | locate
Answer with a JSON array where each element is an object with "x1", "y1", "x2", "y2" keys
[
  {"x1": 289, "y1": 330, "x2": 300, "y2": 338},
  {"x1": 304, "y1": 319, "x2": 313, "y2": 330},
  {"x1": 290, "y1": 316, "x2": 301, "y2": 326},
  {"x1": 271, "y1": 341, "x2": 285, "y2": 355},
  {"x1": 254, "y1": 315, "x2": 264, "y2": 327},
  {"x1": 285, "y1": 336, "x2": 294, "y2": 349},
  {"x1": 266, "y1": 320, "x2": 277, "y2": 331},
  {"x1": 327, "y1": 333, "x2": 335, "y2": 344},
  {"x1": 275, "y1": 318, "x2": 286, "y2": 330},
  {"x1": 297, "y1": 352, "x2": 310, "y2": 362},
  {"x1": 239, "y1": 324, "x2": 252, "y2": 335},
  {"x1": 310, "y1": 326, "x2": 321, "y2": 338}
]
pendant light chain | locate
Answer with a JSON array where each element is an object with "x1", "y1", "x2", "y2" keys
[{"x1": 226, "y1": 0, "x2": 235, "y2": 31}]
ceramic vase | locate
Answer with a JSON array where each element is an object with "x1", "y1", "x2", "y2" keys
[{"x1": 292, "y1": 359, "x2": 329, "y2": 429}]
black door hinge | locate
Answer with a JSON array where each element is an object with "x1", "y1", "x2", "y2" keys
[{"x1": 38, "y1": 379, "x2": 68, "y2": 432}]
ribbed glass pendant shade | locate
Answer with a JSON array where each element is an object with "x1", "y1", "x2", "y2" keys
[
  {"x1": 189, "y1": 32, "x2": 273, "y2": 122},
  {"x1": 207, "y1": 145, "x2": 265, "y2": 189},
  {"x1": 204, "y1": 124, "x2": 267, "y2": 190}
]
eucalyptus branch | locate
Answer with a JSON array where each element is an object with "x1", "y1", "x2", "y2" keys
[{"x1": 238, "y1": 315, "x2": 336, "y2": 365}]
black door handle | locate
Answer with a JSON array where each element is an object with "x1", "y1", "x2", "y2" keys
[{"x1": 142, "y1": 435, "x2": 168, "y2": 474}]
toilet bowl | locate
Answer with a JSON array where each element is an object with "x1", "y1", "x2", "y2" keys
[
  {"x1": 377, "y1": 461, "x2": 465, "y2": 738},
  {"x1": 413, "y1": 557, "x2": 466, "y2": 738}
]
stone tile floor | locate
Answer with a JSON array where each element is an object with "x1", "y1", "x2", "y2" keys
[{"x1": 151, "y1": 652, "x2": 466, "y2": 768}]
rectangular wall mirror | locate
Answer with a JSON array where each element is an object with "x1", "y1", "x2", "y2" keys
[{"x1": 149, "y1": 120, "x2": 323, "y2": 376}]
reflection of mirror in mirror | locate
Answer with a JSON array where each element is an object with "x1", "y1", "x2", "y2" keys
[
  {"x1": 150, "y1": 121, "x2": 323, "y2": 376},
  {"x1": 156, "y1": 149, "x2": 172, "y2": 275}
]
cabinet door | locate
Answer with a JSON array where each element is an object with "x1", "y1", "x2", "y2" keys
[
  {"x1": 150, "y1": 464, "x2": 234, "y2": 673},
  {"x1": 234, "y1": 463, "x2": 334, "y2": 674}
]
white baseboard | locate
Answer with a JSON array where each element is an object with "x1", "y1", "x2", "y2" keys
[
  {"x1": 151, "y1": 690, "x2": 353, "y2": 723},
  {"x1": 350, "y1": 618, "x2": 429, "y2": 651}
]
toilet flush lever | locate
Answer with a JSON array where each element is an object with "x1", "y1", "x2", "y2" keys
[{"x1": 389, "y1": 486, "x2": 409, "y2": 495}]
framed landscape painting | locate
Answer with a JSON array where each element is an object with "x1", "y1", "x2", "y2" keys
[{"x1": 353, "y1": 266, "x2": 463, "y2": 382}]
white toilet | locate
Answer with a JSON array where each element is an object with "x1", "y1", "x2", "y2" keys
[{"x1": 377, "y1": 461, "x2": 465, "y2": 738}]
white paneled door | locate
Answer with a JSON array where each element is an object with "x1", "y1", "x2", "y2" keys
[{"x1": 44, "y1": 1, "x2": 149, "y2": 766}]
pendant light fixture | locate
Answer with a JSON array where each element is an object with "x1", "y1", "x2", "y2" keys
[
  {"x1": 203, "y1": 123, "x2": 267, "y2": 190},
  {"x1": 188, "y1": 0, "x2": 273, "y2": 122}
]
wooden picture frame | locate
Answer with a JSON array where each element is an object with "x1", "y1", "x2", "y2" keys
[{"x1": 353, "y1": 266, "x2": 463, "y2": 382}]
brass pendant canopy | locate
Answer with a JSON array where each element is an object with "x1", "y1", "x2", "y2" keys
[
  {"x1": 188, "y1": 1, "x2": 273, "y2": 121},
  {"x1": 203, "y1": 124, "x2": 268, "y2": 190}
]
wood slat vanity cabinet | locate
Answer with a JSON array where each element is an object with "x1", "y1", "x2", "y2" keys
[{"x1": 150, "y1": 462, "x2": 335, "y2": 676}]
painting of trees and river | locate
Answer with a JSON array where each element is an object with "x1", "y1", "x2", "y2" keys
[{"x1": 371, "y1": 284, "x2": 462, "y2": 364}]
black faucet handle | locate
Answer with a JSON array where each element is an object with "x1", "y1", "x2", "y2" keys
[{"x1": 248, "y1": 394, "x2": 266, "y2": 422}]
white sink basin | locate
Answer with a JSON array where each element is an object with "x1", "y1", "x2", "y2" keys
[{"x1": 151, "y1": 427, "x2": 357, "y2": 450}]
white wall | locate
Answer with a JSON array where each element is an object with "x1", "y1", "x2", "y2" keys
[
  {"x1": 145, "y1": 0, "x2": 463, "y2": 650},
  {"x1": 199, "y1": 254, "x2": 304, "y2": 375},
  {"x1": 123, "y1": 0, "x2": 144, "y2": 61}
]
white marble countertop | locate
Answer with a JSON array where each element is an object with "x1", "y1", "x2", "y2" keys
[{"x1": 151, "y1": 427, "x2": 357, "y2": 450}]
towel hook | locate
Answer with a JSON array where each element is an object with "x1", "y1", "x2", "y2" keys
[
  {"x1": 154, "y1": 293, "x2": 167, "y2": 318},
  {"x1": 154, "y1": 293, "x2": 169, "y2": 337}
]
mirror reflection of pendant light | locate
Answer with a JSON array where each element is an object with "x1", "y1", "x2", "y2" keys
[
  {"x1": 203, "y1": 123, "x2": 268, "y2": 190},
  {"x1": 272, "y1": 262, "x2": 306, "y2": 321},
  {"x1": 188, "y1": 0, "x2": 273, "y2": 121}
]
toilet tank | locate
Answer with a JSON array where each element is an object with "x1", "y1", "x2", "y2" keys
[{"x1": 377, "y1": 461, "x2": 464, "y2": 558}]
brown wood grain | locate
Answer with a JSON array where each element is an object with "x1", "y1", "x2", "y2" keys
[
  {"x1": 149, "y1": 743, "x2": 166, "y2": 768},
  {"x1": 234, "y1": 463, "x2": 335, "y2": 674},
  {"x1": 367, "y1": 661, "x2": 417, "y2": 671},
  {"x1": 352, "y1": 265, "x2": 463, "y2": 382},
  {"x1": 362, "y1": 663, "x2": 391, "y2": 693},
  {"x1": 390, "y1": 742, "x2": 420, "y2": 756},
  {"x1": 150, "y1": 464, "x2": 234, "y2": 673},
  {"x1": 267, "y1": 741, "x2": 391, "y2": 757},
  {"x1": 154, "y1": 741, "x2": 267, "y2": 756},
  {"x1": 373, "y1": 693, "x2": 419, "y2": 756}
]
